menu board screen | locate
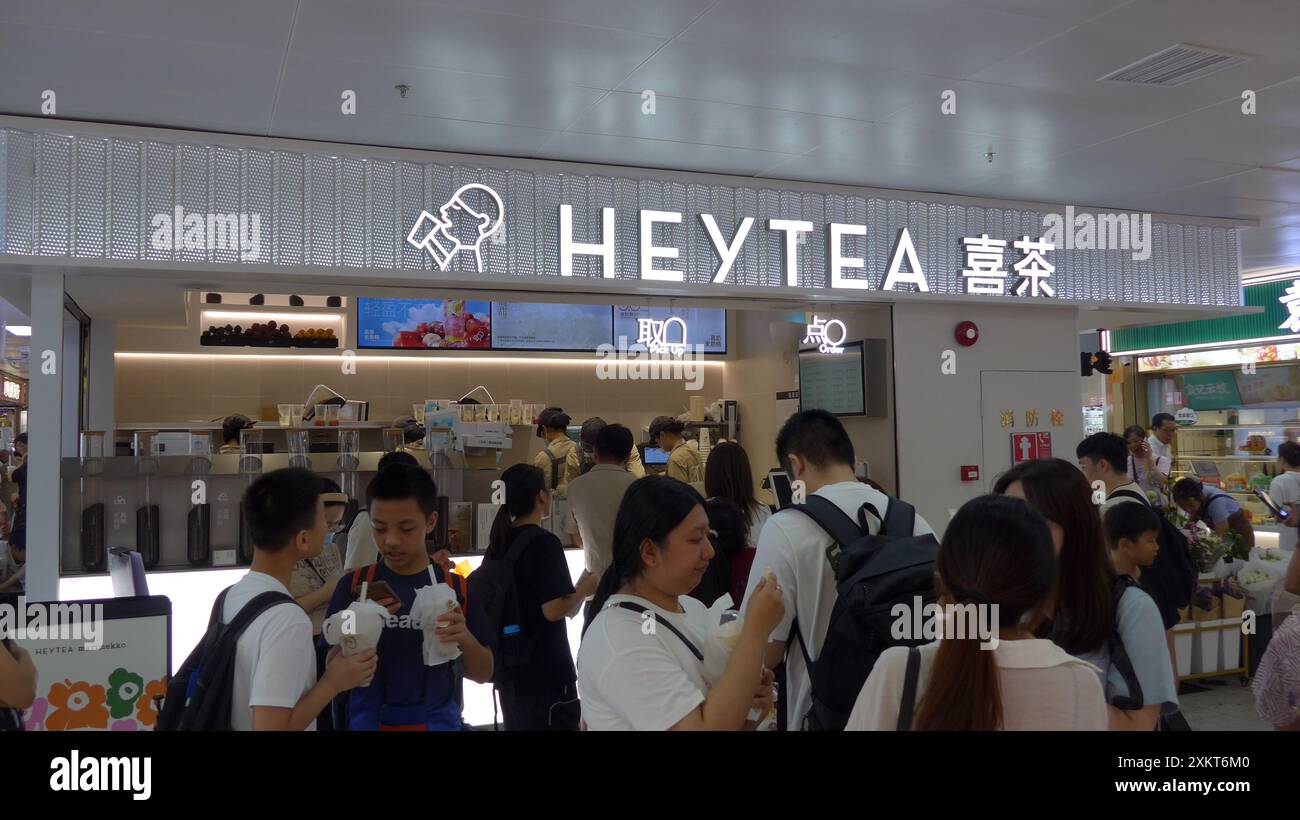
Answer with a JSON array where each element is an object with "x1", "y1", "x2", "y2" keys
[
  {"x1": 613, "y1": 306, "x2": 727, "y2": 353},
  {"x1": 799, "y1": 342, "x2": 866, "y2": 417},
  {"x1": 490, "y1": 302, "x2": 612, "y2": 351},
  {"x1": 357, "y1": 298, "x2": 491, "y2": 349}
]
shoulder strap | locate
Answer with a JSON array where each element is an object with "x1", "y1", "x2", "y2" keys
[
  {"x1": 207, "y1": 587, "x2": 232, "y2": 628},
  {"x1": 1108, "y1": 488, "x2": 1150, "y2": 506},
  {"x1": 613, "y1": 602, "x2": 703, "y2": 661},
  {"x1": 1204, "y1": 493, "x2": 1233, "y2": 514},
  {"x1": 897, "y1": 646, "x2": 922, "y2": 731},
  {"x1": 349, "y1": 563, "x2": 379, "y2": 595},
  {"x1": 879, "y1": 496, "x2": 915, "y2": 536},
  {"x1": 501, "y1": 526, "x2": 547, "y2": 573},
  {"x1": 222, "y1": 590, "x2": 297, "y2": 634},
  {"x1": 787, "y1": 495, "x2": 866, "y2": 549},
  {"x1": 546, "y1": 448, "x2": 564, "y2": 489},
  {"x1": 1107, "y1": 575, "x2": 1145, "y2": 710}
]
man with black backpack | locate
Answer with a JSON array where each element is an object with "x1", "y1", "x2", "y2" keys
[
  {"x1": 158, "y1": 469, "x2": 376, "y2": 731},
  {"x1": 741, "y1": 410, "x2": 937, "y2": 731},
  {"x1": 1078, "y1": 433, "x2": 1197, "y2": 632}
]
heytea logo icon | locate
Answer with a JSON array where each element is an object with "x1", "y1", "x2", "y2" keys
[
  {"x1": 50, "y1": 751, "x2": 151, "y2": 801},
  {"x1": 407, "y1": 184, "x2": 505, "y2": 271}
]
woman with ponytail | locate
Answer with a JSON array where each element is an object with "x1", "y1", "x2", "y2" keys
[
  {"x1": 480, "y1": 464, "x2": 597, "y2": 730},
  {"x1": 846, "y1": 494, "x2": 1106, "y2": 730},
  {"x1": 578, "y1": 476, "x2": 785, "y2": 730}
]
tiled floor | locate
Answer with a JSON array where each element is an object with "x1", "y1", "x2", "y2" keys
[{"x1": 1178, "y1": 679, "x2": 1273, "y2": 731}]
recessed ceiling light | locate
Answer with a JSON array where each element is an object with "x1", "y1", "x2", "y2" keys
[{"x1": 5, "y1": 326, "x2": 31, "y2": 337}]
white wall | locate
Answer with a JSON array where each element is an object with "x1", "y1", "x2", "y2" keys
[
  {"x1": 892, "y1": 302, "x2": 1084, "y2": 536},
  {"x1": 726, "y1": 306, "x2": 896, "y2": 496}
]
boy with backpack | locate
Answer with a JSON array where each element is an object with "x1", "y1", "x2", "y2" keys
[
  {"x1": 741, "y1": 410, "x2": 937, "y2": 731},
  {"x1": 1105, "y1": 502, "x2": 1162, "y2": 582},
  {"x1": 158, "y1": 468, "x2": 376, "y2": 731},
  {"x1": 325, "y1": 463, "x2": 493, "y2": 731}
]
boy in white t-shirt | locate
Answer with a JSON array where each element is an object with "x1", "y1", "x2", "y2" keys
[
  {"x1": 741, "y1": 410, "x2": 933, "y2": 731},
  {"x1": 228, "y1": 468, "x2": 376, "y2": 730}
]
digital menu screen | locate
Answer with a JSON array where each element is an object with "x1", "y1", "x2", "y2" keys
[
  {"x1": 612, "y1": 306, "x2": 727, "y2": 353},
  {"x1": 490, "y1": 302, "x2": 612, "y2": 351},
  {"x1": 357, "y1": 298, "x2": 726, "y2": 353},
  {"x1": 799, "y1": 342, "x2": 866, "y2": 416},
  {"x1": 357, "y1": 298, "x2": 491, "y2": 349}
]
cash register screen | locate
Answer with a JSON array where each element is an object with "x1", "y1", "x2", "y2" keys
[{"x1": 643, "y1": 446, "x2": 670, "y2": 465}]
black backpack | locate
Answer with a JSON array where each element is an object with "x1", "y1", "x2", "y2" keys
[
  {"x1": 467, "y1": 526, "x2": 548, "y2": 681},
  {"x1": 156, "y1": 587, "x2": 296, "y2": 731},
  {"x1": 1108, "y1": 489, "x2": 1197, "y2": 626},
  {"x1": 786, "y1": 494, "x2": 939, "y2": 731}
]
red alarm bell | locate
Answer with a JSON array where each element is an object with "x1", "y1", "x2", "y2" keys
[{"x1": 955, "y1": 321, "x2": 979, "y2": 347}]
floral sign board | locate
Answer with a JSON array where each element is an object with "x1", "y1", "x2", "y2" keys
[{"x1": 13, "y1": 597, "x2": 170, "y2": 731}]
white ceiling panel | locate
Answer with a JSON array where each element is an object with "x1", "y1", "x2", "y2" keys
[
  {"x1": 678, "y1": 0, "x2": 1070, "y2": 79},
  {"x1": 410, "y1": 0, "x2": 718, "y2": 37},
  {"x1": 1173, "y1": 168, "x2": 1300, "y2": 205},
  {"x1": 275, "y1": 56, "x2": 607, "y2": 132},
  {"x1": 569, "y1": 91, "x2": 867, "y2": 154},
  {"x1": 292, "y1": 0, "x2": 668, "y2": 88},
  {"x1": 1090, "y1": 99, "x2": 1300, "y2": 167},
  {"x1": 273, "y1": 110, "x2": 555, "y2": 157},
  {"x1": 539, "y1": 131, "x2": 799, "y2": 177},
  {"x1": 0, "y1": 0, "x2": 298, "y2": 51},
  {"x1": 794, "y1": 121, "x2": 1076, "y2": 178},
  {"x1": 617, "y1": 39, "x2": 949, "y2": 121},
  {"x1": 0, "y1": 23, "x2": 283, "y2": 130},
  {"x1": 883, "y1": 80, "x2": 1179, "y2": 148}
]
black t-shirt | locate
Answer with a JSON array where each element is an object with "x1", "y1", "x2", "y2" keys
[{"x1": 484, "y1": 524, "x2": 576, "y2": 693}]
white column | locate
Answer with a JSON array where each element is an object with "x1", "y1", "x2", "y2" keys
[{"x1": 27, "y1": 269, "x2": 64, "y2": 602}]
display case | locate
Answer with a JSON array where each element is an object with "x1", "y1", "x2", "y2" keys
[{"x1": 1139, "y1": 361, "x2": 1300, "y2": 526}]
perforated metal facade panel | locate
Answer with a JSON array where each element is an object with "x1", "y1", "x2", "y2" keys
[{"x1": 0, "y1": 126, "x2": 1240, "y2": 306}]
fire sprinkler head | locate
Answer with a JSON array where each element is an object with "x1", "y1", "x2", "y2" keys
[{"x1": 395, "y1": 84, "x2": 410, "y2": 98}]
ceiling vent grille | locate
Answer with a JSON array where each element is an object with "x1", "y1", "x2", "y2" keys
[{"x1": 1098, "y1": 43, "x2": 1248, "y2": 87}]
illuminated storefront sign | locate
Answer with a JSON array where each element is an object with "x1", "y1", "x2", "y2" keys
[
  {"x1": 803, "y1": 315, "x2": 848, "y2": 354},
  {"x1": 2, "y1": 379, "x2": 21, "y2": 402}
]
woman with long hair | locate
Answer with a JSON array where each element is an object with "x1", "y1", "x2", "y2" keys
[
  {"x1": 578, "y1": 476, "x2": 783, "y2": 730},
  {"x1": 477, "y1": 464, "x2": 596, "y2": 730},
  {"x1": 994, "y1": 458, "x2": 1177, "y2": 731},
  {"x1": 847, "y1": 494, "x2": 1105, "y2": 730},
  {"x1": 704, "y1": 440, "x2": 769, "y2": 603}
]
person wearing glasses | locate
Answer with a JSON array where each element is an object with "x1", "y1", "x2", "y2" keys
[
  {"x1": 1147, "y1": 413, "x2": 1177, "y2": 469},
  {"x1": 290, "y1": 476, "x2": 350, "y2": 730}
]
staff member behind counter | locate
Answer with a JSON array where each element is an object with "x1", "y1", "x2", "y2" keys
[
  {"x1": 649, "y1": 416, "x2": 704, "y2": 485},
  {"x1": 533, "y1": 407, "x2": 577, "y2": 494},
  {"x1": 218, "y1": 414, "x2": 255, "y2": 454},
  {"x1": 568, "y1": 417, "x2": 645, "y2": 481}
]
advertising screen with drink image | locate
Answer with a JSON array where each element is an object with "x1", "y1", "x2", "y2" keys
[{"x1": 357, "y1": 298, "x2": 491, "y2": 350}]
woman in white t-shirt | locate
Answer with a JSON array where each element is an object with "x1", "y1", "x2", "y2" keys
[
  {"x1": 577, "y1": 476, "x2": 785, "y2": 731},
  {"x1": 848, "y1": 494, "x2": 1106, "y2": 731}
]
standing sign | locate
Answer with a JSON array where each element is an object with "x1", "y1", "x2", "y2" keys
[
  {"x1": 1010, "y1": 432, "x2": 1053, "y2": 464},
  {"x1": 15, "y1": 596, "x2": 171, "y2": 731}
]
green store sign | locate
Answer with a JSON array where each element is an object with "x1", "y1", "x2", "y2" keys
[
  {"x1": 1180, "y1": 370, "x2": 1243, "y2": 410},
  {"x1": 1111, "y1": 279, "x2": 1295, "y2": 352}
]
